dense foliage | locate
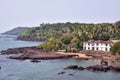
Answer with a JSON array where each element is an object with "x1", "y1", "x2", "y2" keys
[
  {"x1": 111, "y1": 41, "x2": 120, "y2": 55},
  {"x1": 19, "y1": 21, "x2": 120, "y2": 41},
  {"x1": 37, "y1": 37, "x2": 67, "y2": 51},
  {"x1": 2, "y1": 27, "x2": 29, "y2": 35},
  {"x1": 19, "y1": 20, "x2": 120, "y2": 51}
]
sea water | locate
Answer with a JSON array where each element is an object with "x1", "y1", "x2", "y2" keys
[
  {"x1": 0, "y1": 35, "x2": 120, "y2": 80},
  {"x1": 0, "y1": 35, "x2": 41, "y2": 51}
]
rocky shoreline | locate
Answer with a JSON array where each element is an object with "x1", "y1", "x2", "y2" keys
[
  {"x1": 1, "y1": 46, "x2": 120, "y2": 72},
  {"x1": 80, "y1": 50, "x2": 120, "y2": 62},
  {"x1": 64, "y1": 64, "x2": 120, "y2": 72},
  {"x1": 1, "y1": 47, "x2": 120, "y2": 62},
  {"x1": 0, "y1": 47, "x2": 77, "y2": 61}
]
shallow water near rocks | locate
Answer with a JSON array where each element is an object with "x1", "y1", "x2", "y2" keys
[{"x1": 0, "y1": 35, "x2": 120, "y2": 80}]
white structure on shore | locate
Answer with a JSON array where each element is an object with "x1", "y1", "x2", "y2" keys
[{"x1": 83, "y1": 40, "x2": 114, "y2": 52}]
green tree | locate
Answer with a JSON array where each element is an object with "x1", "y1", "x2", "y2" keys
[
  {"x1": 111, "y1": 41, "x2": 120, "y2": 55},
  {"x1": 61, "y1": 35, "x2": 73, "y2": 45},
  {"x1": 75, "y1": 40, "x2": 83, "y2": 50},
  {"x1": 37, "y1": 38, "x2": 67, "y2": 51},
  {"x1": 71, "y1": 37, "x2": 79, "y2": 43},
  {"x1": 114, "y1": 20, "x2": 120, "y2": 28}
]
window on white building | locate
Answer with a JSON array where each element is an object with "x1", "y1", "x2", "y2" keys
[
  {"x1": 88, "y1": 47, "x2": 90, "y2": 50},
  {"x1": 88, "y1": 43, "x2": 90, "y2": 45},
  {"x1": 92, "y1": 44, "x2": 94, "y2": 46},
  {"x1": 105, "y1": 48, "x2": 108, "y2": 51},
  {"x1": 96, "y1": 43, "x2": 98, "y2": 46},
  {"x1": 96, "y1": 47, "x2": 98, "y2": 50},
  {"x1": 105, "y1": 44, "x2": 108, "y2": 46}
]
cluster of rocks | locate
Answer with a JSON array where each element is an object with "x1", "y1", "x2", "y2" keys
[
  {"x1": 64, "y1": 65, "x2": 120, "y2": 72},
  {"x1": 81, "y1": 50, "x2": 112, "y2": 59},
  {"x1": 8, "y1": 53, "x2": 75, "y2": 60},
  {"x1": 1, "y1": 47, "x2": 30, "y2": 54},
  {"x1": 30, "y1": 59, "x2": 41, "y2": 63},
  {"x1": 64, "y1": 65, "x2": 84, "y2": 70},
  {"x1": 57, "y1": 71, "x2": 65, "y2": 75},
  {"x1": 0, "y1": 47, "x2": 76, "y2": 62},
  {"x1": 1, "y1": 48, "x2": 24, "y2": 54}
]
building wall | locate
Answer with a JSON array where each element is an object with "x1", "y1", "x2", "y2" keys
[{"x1": 83, "y1": 42, "x2": 112, "y2": 51}]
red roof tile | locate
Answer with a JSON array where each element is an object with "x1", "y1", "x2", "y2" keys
[{"x1": 86, "y1": 40, "x2": 114, "y2": 44}]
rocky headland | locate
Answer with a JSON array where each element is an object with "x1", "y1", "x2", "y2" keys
[
  {"x1": 0, "y1": 47, "x2": 77, "y2": 61},
  {"x1": 1, "y1": 47, "x2": 120, "y2": 62}
]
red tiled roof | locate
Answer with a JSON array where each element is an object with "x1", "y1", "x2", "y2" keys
[{"x1": 86, "y1": 40, "x2": 114, "y2": 44}]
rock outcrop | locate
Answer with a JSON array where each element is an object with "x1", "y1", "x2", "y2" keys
[
  {"x1": 64, "y1": 65, "x2": 120, "y2": 72},
  {"x1": 0, "y1": 47, "x2": 76, "y2": 61},
  {"x1": 64, "y1": 65, "x2": 84, "y2": 70}
]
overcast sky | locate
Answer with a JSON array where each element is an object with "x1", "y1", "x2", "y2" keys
[{"x1": 0, "y1": 0, "x2": 120, "y2": 33}]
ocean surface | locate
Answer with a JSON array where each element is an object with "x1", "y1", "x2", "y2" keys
[{"x1": 0, "y1": 35, "x2": 120, "y2": 80}]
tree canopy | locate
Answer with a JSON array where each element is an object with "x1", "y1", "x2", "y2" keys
[
  {"x1": 19, "y1": 20, "x2": 120, "y2": 41},
  {"x1": 111, "y1": 41, "x2": 120, "y2": 55},
  {"x1": 18, "y1": 20, "x2": 120, "y2": 52}
]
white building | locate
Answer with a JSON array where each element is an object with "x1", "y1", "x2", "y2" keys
[{"x1": 83, "y1": 40, "x2": 114, "y2": 52}]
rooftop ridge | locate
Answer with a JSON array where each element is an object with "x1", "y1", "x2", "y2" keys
[{"x1": 86, "y1": 40, "x2": 114, "y2": 44}]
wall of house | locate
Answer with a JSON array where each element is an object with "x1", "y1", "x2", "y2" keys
[{"x1": 83, "y1": 42, "x2": 111, "y2": 51}]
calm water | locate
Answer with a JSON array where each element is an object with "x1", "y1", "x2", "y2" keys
[
  {"x1": 0, "y1": 35, "x2": 120, "y2": 80},
  {"x1": 0, "y1": 35, "x2": 41, "y2": 51}
]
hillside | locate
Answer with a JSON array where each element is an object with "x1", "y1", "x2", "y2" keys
[
  {"x1": 2, "y1": 27, "x2": 29, "y2": 35},
  {"x1": 17, "y1": 20, "x2": 120, "y2": 51},
  {"x1": 18, "y1": 20, "x2": 120, "y2": 41}
]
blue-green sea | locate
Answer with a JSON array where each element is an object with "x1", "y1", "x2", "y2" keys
[{"x1": 0, "y1": 35, "x2": 120, "y2": 80}]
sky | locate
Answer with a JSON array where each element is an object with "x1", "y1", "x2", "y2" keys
[{"x1": 0, "y1": 0, "x2": 120, "y2": 33}]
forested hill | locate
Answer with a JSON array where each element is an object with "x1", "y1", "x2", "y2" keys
[
  {"x1": 18, "y1": 20, "x2": 120, "y2": 41},
  {"x1": 2, "y1": 27, "x2": 29, "y2": 35}
]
